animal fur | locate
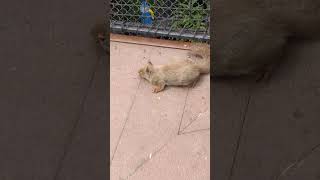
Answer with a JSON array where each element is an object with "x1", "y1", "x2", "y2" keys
[
  {"x1": 138, "y1": 43, "x2": 210, "y2": 93},
  {"x1": 213, "y1": 0, "x2": 320, "y2": 78}
]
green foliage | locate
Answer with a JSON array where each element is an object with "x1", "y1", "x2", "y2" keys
[
  {"x1": 111, "y1": 0, "x2": 141, "y2": 22},
  {"x1": 111, "y1": 0, "x2": 208, "y2": 31},
  {"x1": 171, "y1": 0, "x2": 208, "y2": 31}
]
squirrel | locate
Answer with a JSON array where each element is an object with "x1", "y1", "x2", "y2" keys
[
  {"x1": 213, "y1": 0, "x2": 320, "y2": 79},
  {"x1": 138, "y1": 43, "x2": 210, "y2": 93}
]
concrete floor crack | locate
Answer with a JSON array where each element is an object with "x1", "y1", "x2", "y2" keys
[
  {"x1": 123, "y1": 135, "x2": 177, "y2": 180},
  {"x1": 275, "y1": 142, "x2": 320, "y2": 180},
  {"x1": 177, "y1": 88, "x2": 190, "y2": 135},
  {"x1": 111, "y1": 79, "x2": 142, "y2": 164}
]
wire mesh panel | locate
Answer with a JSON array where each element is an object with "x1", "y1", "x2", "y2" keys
[{"x1": 110, "y1": 0, "x2": 210, "y2": 42}]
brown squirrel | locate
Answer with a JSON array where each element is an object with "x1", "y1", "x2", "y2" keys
[{"x1": 138, "y1": 43, "x2": 210, "y2": 93}]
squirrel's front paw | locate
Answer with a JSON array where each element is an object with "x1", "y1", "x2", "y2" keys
[
  {"x1": 153, "y1": 87, "x2": 160, "y2": 93},
  {"x1": 152, "y1": 86, "x2": 162, "y2": 93}
]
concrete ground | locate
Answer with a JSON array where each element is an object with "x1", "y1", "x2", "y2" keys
[{"x1": 110, "y1": 36, "x2": 210, "y2": 180}]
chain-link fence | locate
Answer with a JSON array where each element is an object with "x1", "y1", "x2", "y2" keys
[{"x1": 110, "y1": 0, "x2": 210, "y2": 42}]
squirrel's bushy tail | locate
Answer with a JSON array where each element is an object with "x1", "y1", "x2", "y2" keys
[{"x1": 188, "y1": 43, "x2": 210, "y2": 74}]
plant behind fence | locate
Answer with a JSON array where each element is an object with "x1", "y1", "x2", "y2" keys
[{"x1": 110, "y1": 0, "x2": 210, "y2": 42}]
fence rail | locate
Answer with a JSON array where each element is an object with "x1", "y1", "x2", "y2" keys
[{"x1": 110, "y1": 0, "x2": 210, "y2": 42}]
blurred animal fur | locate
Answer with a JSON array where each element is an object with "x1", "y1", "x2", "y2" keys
[{"x1": 213, "y1": 0, "x2": 320, "y2": 79}]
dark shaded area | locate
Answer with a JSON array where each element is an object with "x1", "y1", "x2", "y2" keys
[
  {"x1": 278, "y1": 145, "x2": 320, "y2": 180},
  {"x1": 212, "y1": 0, "x2": 320, "y2": 179},
  {"x1": 0, "y1": 0, "x2": 108, "y2": 179},
  {"x1": 56, "y1": 57, "x2": 108, "y2": 180},
  {"x1": 212, "y1": 78, "x2": 253, "y2": 180},
  {"x1": 212, "y1": 0, "x2": 320, "y2": 77},
  {"x1": 230, "y1": 41, "x2": 320, "y2": 180},
  {"x1": 213, "y1": 40, "x2": 320, "y2": 180}
]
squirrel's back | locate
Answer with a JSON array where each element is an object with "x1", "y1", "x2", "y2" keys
[{"x1": 158, "y1": 62, "x2": 202, "y2": 86}]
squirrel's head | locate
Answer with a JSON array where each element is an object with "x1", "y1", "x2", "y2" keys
[{"x1": 138, "y1": 61, "x2": 154, "y2": 80}]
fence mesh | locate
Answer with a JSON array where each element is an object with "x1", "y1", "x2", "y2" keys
[{"x1": 110, "y1": 0, "x2": 210, "y2": 42}]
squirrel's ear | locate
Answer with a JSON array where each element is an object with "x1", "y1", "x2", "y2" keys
[
  {"x1": 146, "y1": 66, "x2": 151, "y2": 74},
  {"x1": 146, "y1": 61, "x2": 153, "y2": 74},
  {"x1": 146, "y1": 65, "x2": 154, "y2": 74}
]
